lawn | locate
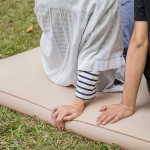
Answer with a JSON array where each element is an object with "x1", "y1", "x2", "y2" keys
[{"x1": 0, "y1": 0, "x2": 120, "y2": 149}]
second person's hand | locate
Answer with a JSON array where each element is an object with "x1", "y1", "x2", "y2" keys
[{"x1": 96, "y1": 103, "x2": 134, "y2": 126}]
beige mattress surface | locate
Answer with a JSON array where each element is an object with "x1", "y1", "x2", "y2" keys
[{"x1": 0, "y1": 47, "x2": 150, "y2": 150}]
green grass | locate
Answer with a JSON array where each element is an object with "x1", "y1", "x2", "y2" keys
[
  {"x1": 0, "y1": 107, "x2": 120, "y2": 150},
  {"x1": 0, "y1": 0, "x2": 42, "y2": 60},
  {"x1": 0, "y1": 0, "x2": 121, "y2": 149}
]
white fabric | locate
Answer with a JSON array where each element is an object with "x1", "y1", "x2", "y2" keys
[
  {"x1": 116, "y1": 58, "x2": 126, "y2": 83},
  {"x1": 34, "y1": 0, "x2": 124, "y2": 92},
  {"x1": 97, "y1": 70, "x2": 124, "y2": 92}
]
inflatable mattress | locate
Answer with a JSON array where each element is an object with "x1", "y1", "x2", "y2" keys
[{"x1": 0, "y1": 47, "x2": 150, "y2": 150}]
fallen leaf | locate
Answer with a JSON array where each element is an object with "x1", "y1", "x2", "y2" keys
[
  {"x1": 0, "y1": 54, "x2": 2, "y2": 57},
  {"x1": 26, "y1": 25, "x2": 33, "y2": 32}
]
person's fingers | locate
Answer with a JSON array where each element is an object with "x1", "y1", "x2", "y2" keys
[
  {"x1": 99, "y1": 105, "x2": 109, "y2": 112},
  {"x1": 56, "y1": 110, "x2": 69, "y2": 129},
  {"x1": 57, "y1": 121, "x2": 61, "y2": 129},
  {"x1": 63, "y1": 113, "x2": 78, "y2": 121},
  {"x1": 51, "y1": 106, "x2": 59, "y2": 119},
  {"x1": 56, "y1": 116, "x2": 65, "y2": 130},
  {"x1": 97, "y1": 113, "x2": 109, "y2": 125},
  {"x1": 52, "y1": 110, "x2": 59, "y2": 127},
  {"x1": 58, "y1": 120, "x2": 64, "y2": 130},
  {"x1": 101, "y1": 114, "x2": 116, "y2": 126},
  {"x1": 96, "y1": 111, "x2": 108, "y2": 122},
  {"x1": 111, "y1": 116, "x2": 120, "y2": 124}
]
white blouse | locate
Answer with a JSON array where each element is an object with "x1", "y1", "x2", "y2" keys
[{"x1": 34, "y1": 0, "x2": 124, "y2": 92}]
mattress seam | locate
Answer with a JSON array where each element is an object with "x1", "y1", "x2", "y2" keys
[
  {"x1": 0, "y1": 90, "x2": 51, "y2": 112},
  {"x1": 72, "y1": 120, "x2": 150, "y2": 144},
  {"x1": 0, "y1": 90, "x2": 150, "y2": 144}
]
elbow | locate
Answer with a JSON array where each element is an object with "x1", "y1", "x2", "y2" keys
[
  {"x1": 134, "y1": 40, "x2": 148, "y2": 49},
  {"x1": 131, "y1": 38, "x2": 149, "y2": 53}
]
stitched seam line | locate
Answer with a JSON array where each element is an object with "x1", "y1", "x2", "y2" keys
[{"x1": 0, "y1": 90, "x2": 150, "y2": 144}]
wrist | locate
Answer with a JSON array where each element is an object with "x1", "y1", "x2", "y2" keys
[
  {"x1": 121, "y1": 101, "x2": 135, "y2": 113},
  {"x1": 73, "y1": 96, "x2": 85, "y2": 109}
]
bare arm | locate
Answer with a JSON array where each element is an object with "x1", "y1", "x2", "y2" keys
[
  {"x1": 51, "y1": 70, "x2": 100, "y2": 130},
  {"x1": 121, "y1": 21, "x2": 149, "y2": 111},
  {"x1": 96, "y1": 21, "x2": 149, "y2": 125}
]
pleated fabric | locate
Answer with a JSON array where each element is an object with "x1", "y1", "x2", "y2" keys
[{"x1": 34, "y1": 0, "x2": 124, "y2": 92}]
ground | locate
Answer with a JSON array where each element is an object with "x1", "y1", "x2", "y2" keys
[{"x1": 0, "y1": 0, "x2": 120, "y2": 149}]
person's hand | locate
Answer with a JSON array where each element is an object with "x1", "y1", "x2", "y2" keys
[
  {"x1": 51, "y1": 104, "x2": 84, "y2": 130},
  {"x1": 96, "y1": 103, "x2": 134, "y2": 126}
]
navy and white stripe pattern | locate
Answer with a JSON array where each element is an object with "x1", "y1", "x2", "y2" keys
[{"x1": 75, "y1": 71, "x2": 100, "y2": 100}]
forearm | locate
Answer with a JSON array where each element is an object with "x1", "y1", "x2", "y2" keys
[
  {"x1": 121, "y1": 22, "x2": 149, "y2": 111},
  {"x1": 73, "y1": 96, "x2": 85, "y2": 109}
]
